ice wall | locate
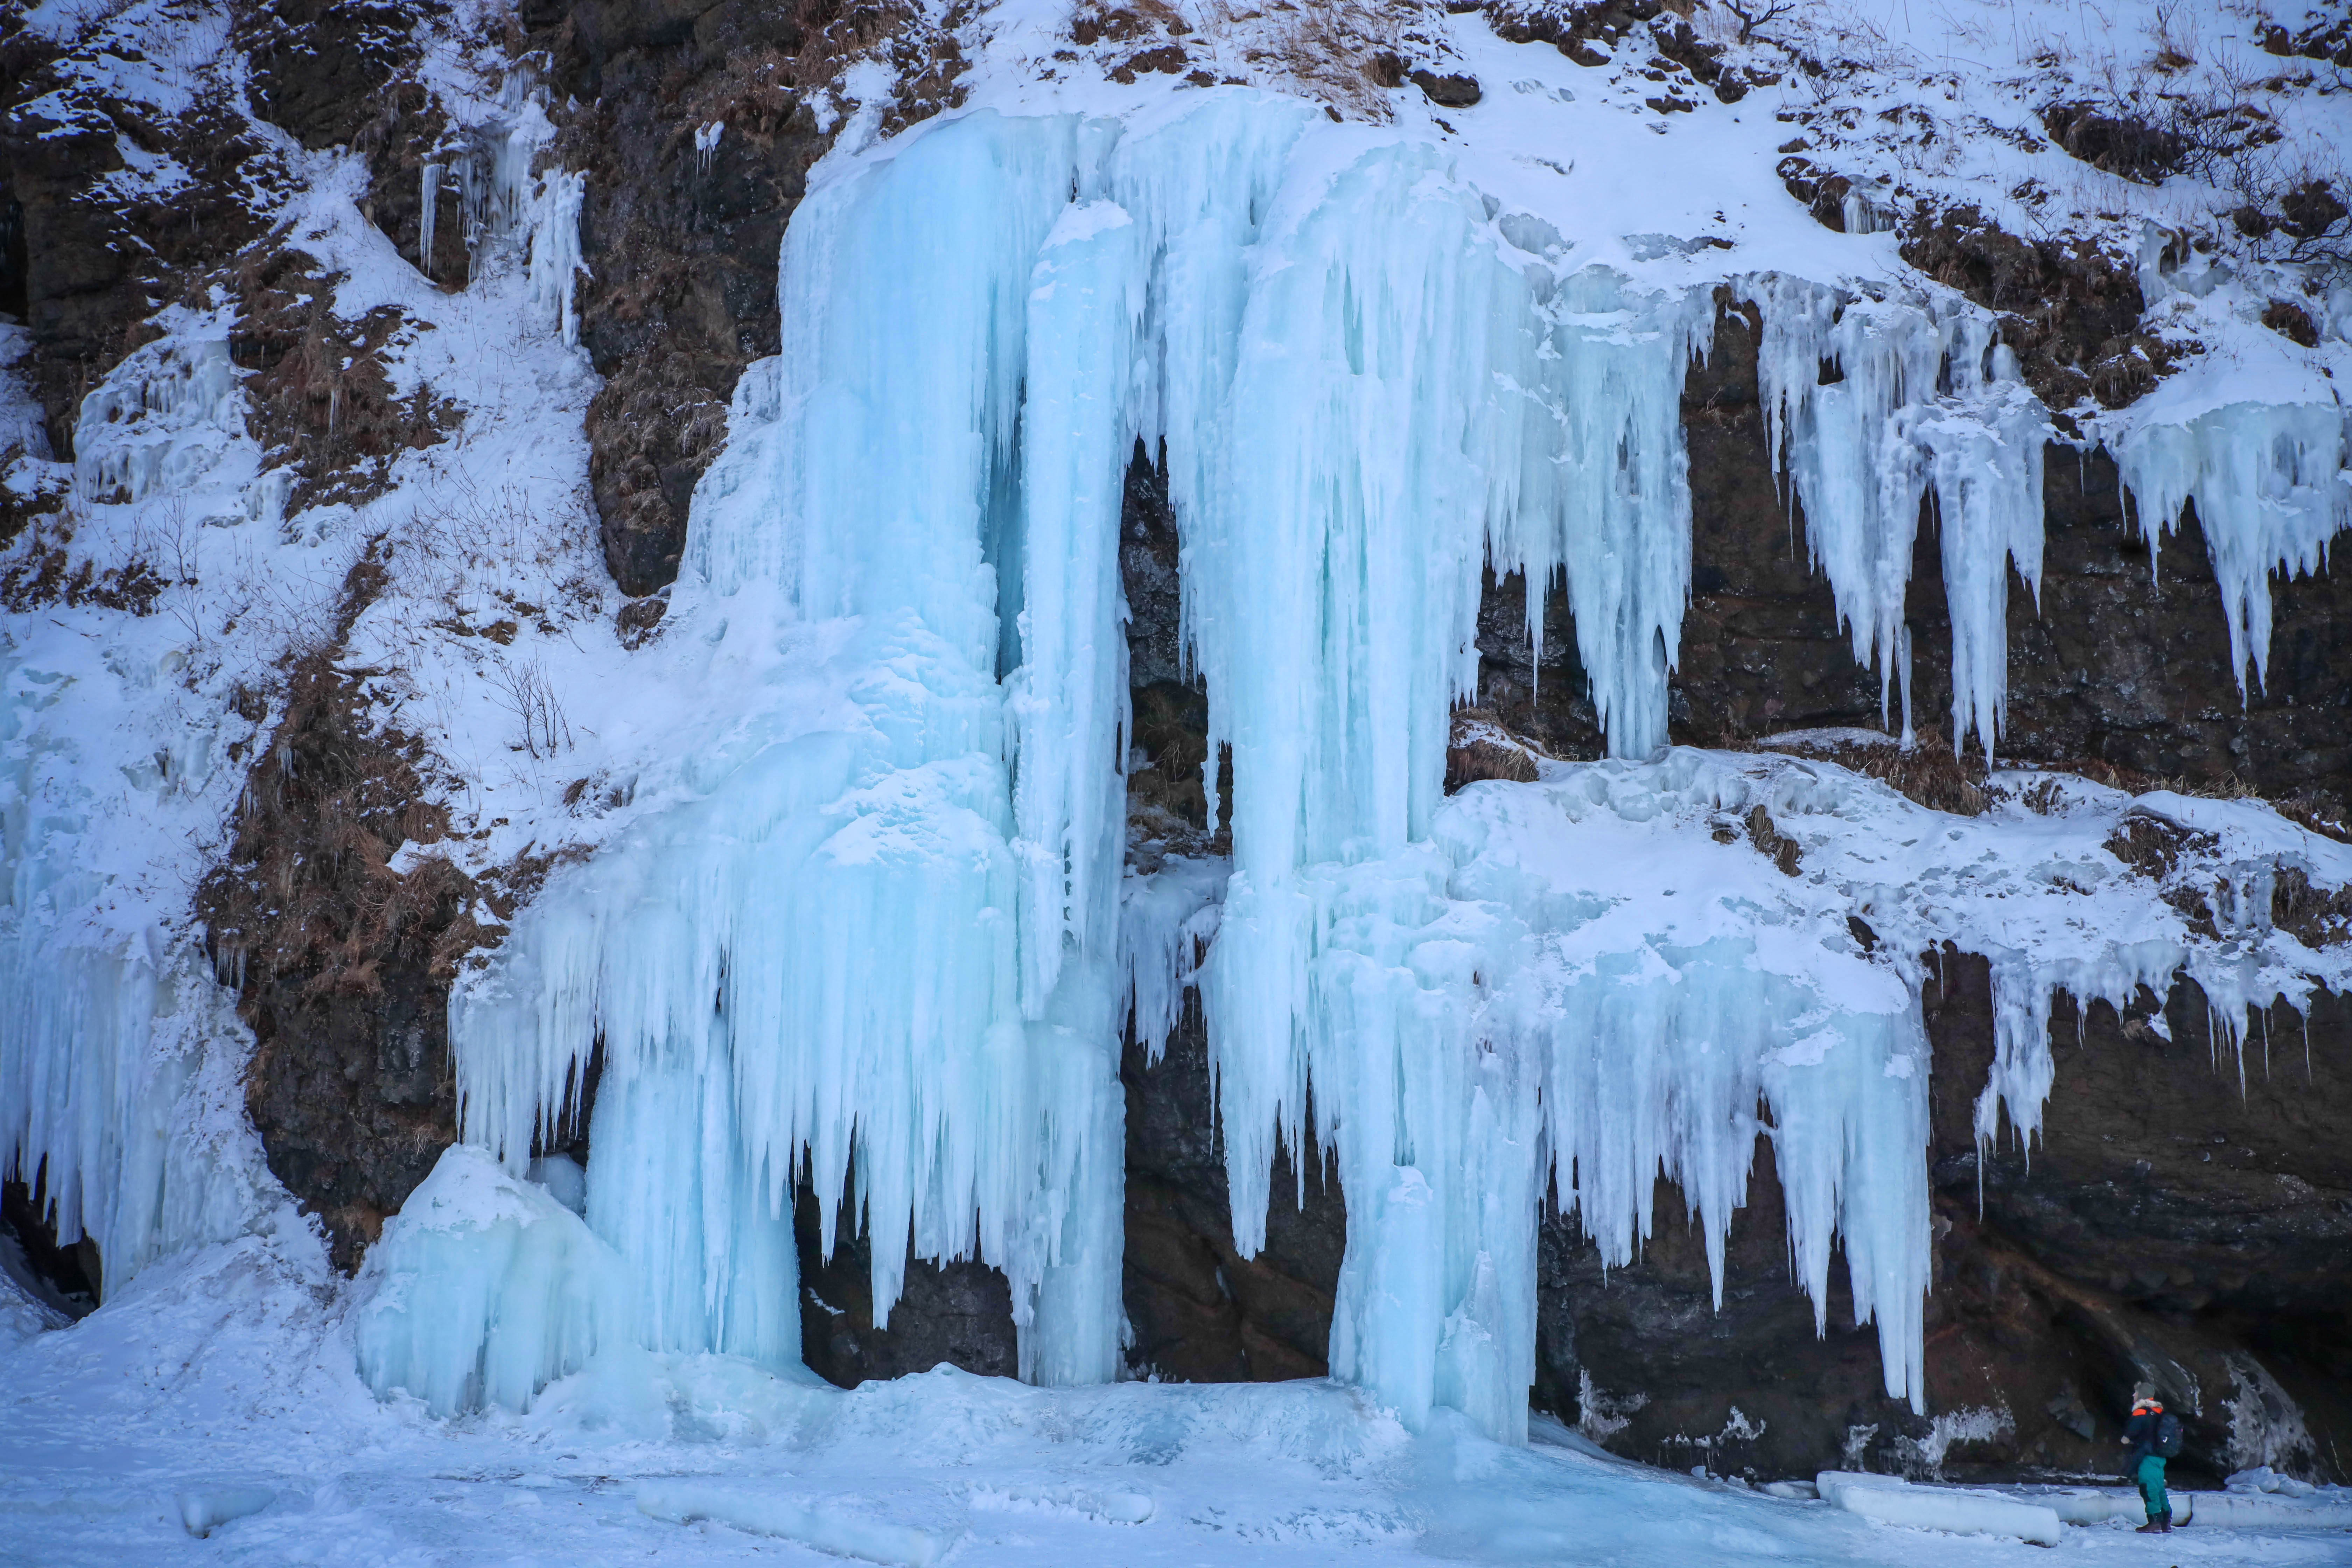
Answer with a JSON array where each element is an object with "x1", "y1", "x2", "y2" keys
[
  {"x1": 411, "y1": 89, "x2": 2352, "y2": 1441},
  {"x1": 433, "y1": 97, "x2": 1777, "y2": 1436},
  {"x1": 450, "y1": 112, "x2": 1139, "y2": 1401},
  {"x1": 0, "y1": 682, "x2": 263, "y2": 1295},
  {"x1": 73, "y1": 335, "x2": 243, "y2": 508}
]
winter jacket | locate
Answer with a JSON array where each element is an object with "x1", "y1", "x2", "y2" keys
[{"x1": 2122, "y1": 1407, "x2": 2165, "y2": 1462}]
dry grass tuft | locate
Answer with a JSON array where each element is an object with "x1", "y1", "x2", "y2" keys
[{"x1": 1760, "y1": 727, "x2": 1989, "y2": 816}]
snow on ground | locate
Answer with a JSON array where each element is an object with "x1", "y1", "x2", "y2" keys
[{"x1": 5, "y1": 1232, "x2": 2352, "y2": 1568}]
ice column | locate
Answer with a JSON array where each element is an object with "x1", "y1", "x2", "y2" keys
[
  {"x1": 525, "y1": 168, "x2": 587, "y2": 348},
  {"x1": 1147, "y1": 122, "x2": 1706, "y2": 1440},
  {"x1": 419, "y1": 161, "x2": 441, "y2": 279},
  {"x1": 446, "y1": 112, "x2": 1133, "y2": 1402},
  {"x1": 1746, "y1": 276, "x2": 2048, "y2": 755}
]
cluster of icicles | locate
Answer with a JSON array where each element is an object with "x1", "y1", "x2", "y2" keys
[{"x1": 253, "y1": 98, "x2": 2352, "y2": 1435}]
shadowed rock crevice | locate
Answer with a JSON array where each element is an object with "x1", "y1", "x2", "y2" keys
[
  {"x1": 1122, "y1": 1015, "x2": 1345, "y2": 1384},
  {"x1": 794, "y1": 1163, "x2": 1020, "y2": 1387}
]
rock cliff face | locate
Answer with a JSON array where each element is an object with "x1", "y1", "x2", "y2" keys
[{"x1": 2, "y1": 0, "x2": 2346, "y2": 1484}]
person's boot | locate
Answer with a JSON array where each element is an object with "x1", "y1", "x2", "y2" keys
[
  {"x1": 2163, "y1": 1507, "x2": 2178, "y2": 1529},
  {"x1": 2134, "y1": 1519, "x2": 2168, "y2": 1534}
]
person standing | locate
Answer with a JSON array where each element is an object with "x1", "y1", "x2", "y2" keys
[{"x1": 2120, "y1": 1383, "x2": 2180, "y2": 1533}]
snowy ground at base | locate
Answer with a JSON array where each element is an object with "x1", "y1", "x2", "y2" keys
[{"x1": 5, "y1": 1237, "x2": 2352, "y2": 1568}]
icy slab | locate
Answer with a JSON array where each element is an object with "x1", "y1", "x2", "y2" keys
[
  {"x1": 637, "y1": 1481, "x2": 963, "y2": 1564},
  {"x1": 1815, "y1": 1471, "x2": 2064, "y2": 1545},
  {"x1": 2034, "y1": 1486, "x2": 2195, "y2": 1526},
  {"x1": 969, "y1": 1481, "x2": 1155, "y2": 1525},
  {"x1": 2190, "y1": 1488, "x2": 2352, "y2": 1528},
  {"x1": 1758, "y1": 727, "x2": 1900, "y2": 752}
]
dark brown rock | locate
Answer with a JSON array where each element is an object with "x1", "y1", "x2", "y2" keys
[
  {"x1": 1412, "y1": 69, "x2": 1482, "y2": 107},
  {"x1": 796, "y1": 1169, "x2": 1020, "y2": 1386},
  {"x1": 1900, "y1": 205, "x2": 2166, "y2": 413},
  {"x1": 200, "y1": 556, "x2": 496, "y2": 1270},
  {"x1": 2040, "y1": 102, "x2": 2185, "y2": 184},
  {"x1": 1, "y1": 1178, "x2": 101, "y2": 1315},
  {"x1": 1, "y1": 16, "x2": 279, "y2": 456},
  {"x1": 1122, "y1": 1013, "x2": 1345, "y2": 1384}
]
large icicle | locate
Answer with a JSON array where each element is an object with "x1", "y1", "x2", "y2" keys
[
  {"x1": 1746, "y1": 276, "x2": 2048, "y2": 755},
  {"x1": 1152, "y1": 119, "x2": 1711, "y2": 1442},
  {"x1": 2114, "y1": 400, "x2": 2350, "y2": 695},
  {"x1": 1007, "y1": 199, "x2": 1142, "y2": 1018}
]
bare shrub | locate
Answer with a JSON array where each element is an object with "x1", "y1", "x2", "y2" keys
[
  {"x1": 1277, "y1": 1, "x2": 1412, "y2": 117},
  {"x1": 490, "y1": 656, "x2": 573, "y2": 759}
]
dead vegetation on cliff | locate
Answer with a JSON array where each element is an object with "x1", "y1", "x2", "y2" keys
[
  {"x1": 191, "y1": 535, "x2": 583, "y2": 1265},
  {"x1": 1058, "y1": 0, "x2": 1478, "y2": 121}
]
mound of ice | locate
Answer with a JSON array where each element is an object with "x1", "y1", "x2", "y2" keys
[
  {"x1": 354, "y1": 1146, "x2": 623, "y2": 1417},
  {"x1": 2227, "y1": 1464, "x2": 2317, "y2": 1496},
  {"x1": 174, "y1": 1484, "x2": 274, "y2": 1538}
]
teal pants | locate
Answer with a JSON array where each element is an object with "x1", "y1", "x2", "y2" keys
[{"x1": 2135, "y1": 1454, "x2": 2169, "y2": 1521}]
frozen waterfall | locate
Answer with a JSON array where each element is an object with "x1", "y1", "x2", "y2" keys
[
  {"x1": 370, "y1": 96, "x2": 1916, "y2": 1440},
  {"x1": 355, "y1": 92, "x2": 2348, "y2": 1443}
]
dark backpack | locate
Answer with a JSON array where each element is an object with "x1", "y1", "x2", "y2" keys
[{"x1": 2155, "y1": 1413, "x2": 2184, "y2": 1458}]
